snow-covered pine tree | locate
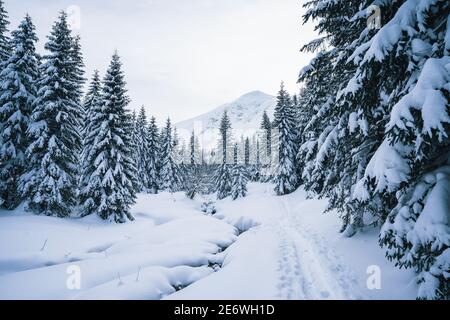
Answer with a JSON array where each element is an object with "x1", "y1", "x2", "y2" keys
[
  {"x1": 260, "y1": 110, "x2": 272, "y2": 164},
  {"x1": 215, "y1": 111, "x2": 233, "y2": 199},
  {"x1": 69, "y1": 34, "x2": 85, "y2": 127},
  {"x1": 129, "y1": 109, "x2": 139, "y2": 174},
  {"x1": 79, "y1": 52, "x2": 136, "y2": 222},
  {"x1": 248, "y1": 135, "x2": 261, "y2": 182},
  {"x1": 19, "y1": 12, "x2": 83, "y2": 217},
  {"x1": 159, "y1": 118, "x2": 183, "y2": 192},
  {"x1": 296, "y1": 0, "x2": 379, "y2": 233},
  {"x1": 0, "y1": 0, "x2": 10, "y2": 64},
  {"x1": 135, "y1": 106, "x2": 152, "y2": 192},
  {"x1": 146, "y1": 116, "x2": 160, "y2": 194},
  {"x1": 81, "y1": 70, "x2": 101, "y2": 141},
  {"x1": 0, "y1": 15, "x2": 39, "y2": 209},
  {"x1": 230, "y1": 164, "x2": 248, "y2": 200},
  {"x1": 190, "y1": 130, "x2": 196, "y2": 165},
  {"x1": 273, "y1": 82, "x2": 298, "y2": 195},
  {"x1": 173, "y1": 126, "x2": 189, "y2": 186},
  {"x1": 346, "y1": 0, "x2": 450, "y2": 299},
  {"x1": 244, "y1": 137, "x2": 250, "y2": 166},
  {"x1": 79, "y1": 70, "x2": 102, "y2": 215}
]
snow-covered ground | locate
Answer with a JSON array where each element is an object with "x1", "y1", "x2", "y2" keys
[{"x1": 0, "y1": 183, "x2": 416, "y2": 300}]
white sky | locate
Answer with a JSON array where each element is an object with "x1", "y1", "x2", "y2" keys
[{"x1": 8, "y1": 0, "x2": 316, "y2": 123}]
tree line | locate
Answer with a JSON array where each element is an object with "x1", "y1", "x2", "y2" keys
[{"x1": 257, "y1": 0, "x2": 449, "y2": 300}]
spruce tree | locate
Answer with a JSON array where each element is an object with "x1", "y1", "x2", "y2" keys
[
  {"x1": 69, "y1": 34, "x2": 85, "y2": 121},
  {"x1": 146, "y1": 116, "x2": 160, "y2": 194},
  {"x1": 348, "y1": 0, "x2": 450, "y2": 299},
  {"x1": 0, "y1": 15, "x2": 39, "y2": 209},
  {"x1": 135, "y1": 106, "x2": 151, "y2": 192},
  {"x1": 273, "y1": 83, "x2": 298, "y2": 195},
  {"x1": 79, "y1": 52, "x2": 136, "y2": 222},
  {"x1": 244, "y1": 137, "x2": 250, "y2": 166},
  {"x1": 190, "y1": 130, "x2": 196, "y2": 165},
  {"x1": 20, "y1": 12, "x2": 82, "y2": 217},
  {"x1": 215, "y1": 111, "x2": 233, "y2": 199},
  {"x1": 230, "y1": 164, "x2": 248, "y2": 200},
  {"x1": 81, "y1": 70, "x2": 101, "y2": 140},
  {"x1": 260, "y1": 111, "x2": 272, "y2": 163},
  {"x1": 79, "y1": 70, "x2": 101, "y2": 212},
  {"x1": 159, "y1": 118, "x2": 183, "y2": 192}
]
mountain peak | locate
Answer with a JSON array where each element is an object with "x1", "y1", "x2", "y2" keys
[
  {"x1": 177, "y1": 91, "x2": 277, "y2": 150},
  {"x1": 235, "y1": 90, "x2": 273, "y2": 104}
]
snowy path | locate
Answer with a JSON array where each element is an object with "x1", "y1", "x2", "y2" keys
[
  {"x1": 273, "y1": 198, "x2": 363, "y2": 300},
  {"x1": 169, "y1": 183, "x2": 371, "y2": 300}
]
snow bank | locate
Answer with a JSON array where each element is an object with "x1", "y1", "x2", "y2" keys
[{"x1": 0, "y1": 192, "x2": 236, "y2": 299}]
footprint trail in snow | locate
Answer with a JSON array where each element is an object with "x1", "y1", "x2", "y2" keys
[{"x1": 272, "y1": 198, "x2": 364, "y2": 300}]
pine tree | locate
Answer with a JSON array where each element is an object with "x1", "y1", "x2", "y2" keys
[
  {"x1": 20, "y1": 12, "x2": 82, "y2": 217},
  {"x1": 215, "y1": 111, "x2": 233, "y2": 199},
  {"x1": 0, "y1": 15, "x2": 39, "y2": 209},
  {"x1": 69, "y1": 34, "x2": 85, "y2": 120},
  {"x1": 81, "y1": 70, "x2": 101, "y2": 140},
  {"x1": 79, "y1": 71, "x2": 102, "y2": 215},
  {"x1": 0, "y1": 0, "x2": 10, "y2": 64},
  {"x1": 159, "y1": 118, "x2": 183, "y2": 192},
  {"x1": 244, "y1": 137, "x2": 250, "y2": 166},
  {"x1": 260, "y1": 110, "x2": 272, "y2": 163},
  {"x1": 135, "y1": 106, "x2": 151, "y2": 192},
  {"x1": 230, "y1": 164, "x2": 248, "y2": 200},
  {"x1": 146, "y1": 116, "x2": 160, "y2": 194},
  {"x1": 79, "y1": 52, "x2": 136, "y2": 223},
  {"x1": 233, "y1": 142, "x2": 239, "y2": 165},
  {"x1": 347, "y1": 0, "x2": 450, "y2": 299},
  {"x1": 273, "y1": 83, "x2": 298, "y2": 195},
  {"x1": 190, "y1": 130, "x2": 196, "y2": 165},
  {"x1": 80, "y1": 71, "x2": 101, "y2": 163},
  {"x1": 129, "y1": 109, "x2": 139, "y2": 175}
]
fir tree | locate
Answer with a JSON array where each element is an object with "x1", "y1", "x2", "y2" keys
[
  {"x1": 230, "y1": 164, "x2": 248, "y2": 200},
  {"x1": 135, "y1": 106, "x2": 151, "y2": 192},
  {"x1": 244, "y1": 137, "x2": 250, "y2": 166},
  {"x1": 79, "y1": 52, "x2": 136, "y2": 223},
  {"x1": 215, "y1": 111, "x2": 233, "y2": 199},
  {"x1": 69, "y1": 34, "x2": 85, "y2": 117},
  {"x1": 20, "y1": 12, "x2": 82, "y2": 217},
  {"x1": 273, "y1": 83, "x2": 298, "y2": 195},
  {"x1": 81, "y1": 70, "x2": 101, "y2": 140},
  {"x1": 260, "y1": 110, "x2": 272, "y2": 163},
  {"x1": 348, "y1": 0, "x2": 450, "y2": 299},
  {"x1": 190, "y1": 130, "x2": 196, "y2": 165},
  {"x1": 129, "y1": 109, "x2": 139, "y2": 174},
  {"x1": 0, "y1": 15, "x2": 39, "y2": 209},
  {"x1": 159, "y1": 118, "x2": 183, "y2": 192},
  {"x1": 146, "y1": 116, "x2": 160, "y2": 194}
]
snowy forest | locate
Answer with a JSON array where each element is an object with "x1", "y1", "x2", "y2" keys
[{"x1": 0, "y1": 0, "x2": 449, "y2": 301}]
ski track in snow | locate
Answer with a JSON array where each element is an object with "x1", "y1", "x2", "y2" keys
[{"x1": 271, "y1": 195, "x2": 364, "y2": 300}]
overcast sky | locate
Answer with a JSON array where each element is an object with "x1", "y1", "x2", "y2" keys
[{"x1": 8, "y1": 0, "x2": 316, "y2": 123}]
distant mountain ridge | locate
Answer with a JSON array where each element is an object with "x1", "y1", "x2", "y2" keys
[{"x1": 176, "y1": 91, "x2": 276, "y2": 150}]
